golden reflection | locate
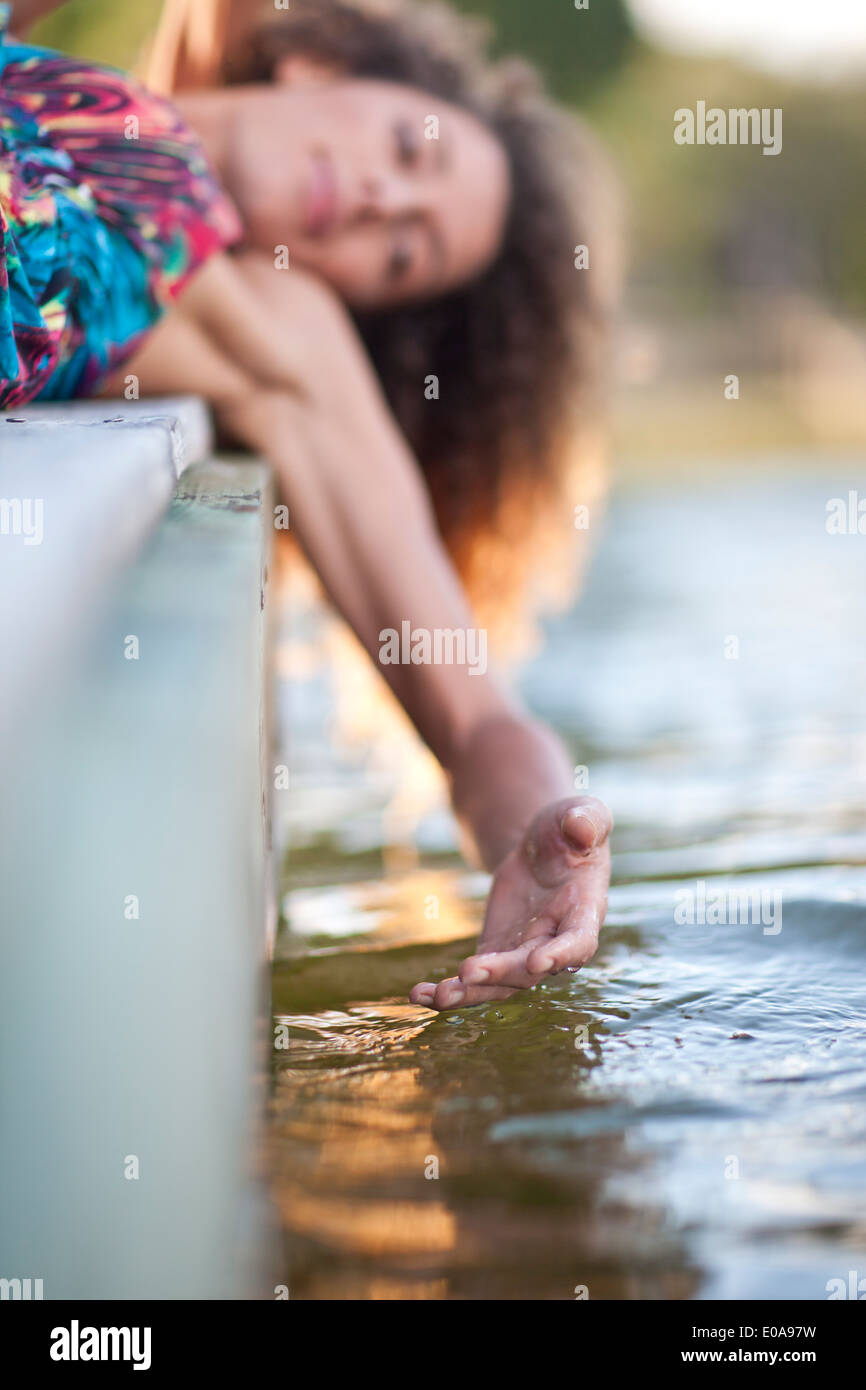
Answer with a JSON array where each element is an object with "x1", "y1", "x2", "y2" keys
[
  {"x1": 281, "y1": 869, "x2": 484, "y2": 955},
  {"x1": 274, "y1": 1182, "x2": 456, "y2": 1258},
  {"x1": 337, "y1": 869, "x2": 483, "y2": 948},
  {"x1": 271, "y1": 1062, "x2": 457, "y2": 1267}
]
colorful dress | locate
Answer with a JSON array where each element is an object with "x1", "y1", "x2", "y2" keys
[{"x1": 0, "y1": 4, "x2": 241, "y2": 407}]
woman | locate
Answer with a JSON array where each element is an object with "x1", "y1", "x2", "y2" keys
[
  {"x1": 1, "y1": 0, "x2": 617, "y2": 1010},
  {"x1": 151, "y1": 0, "x2": 617, "y2": 638}
]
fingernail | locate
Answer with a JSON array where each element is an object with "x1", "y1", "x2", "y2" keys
[
  {"x1": 447, "y1": 986, "x2": 465, "y2": 1004},
  {"x1": 533, "y1": 954, "x2": 555, "y2": 974},
  {"x1": 563, "y1": 807, "x2": 597, "y2": 850},
  {"x1": 466, "y1": 967, "x2": 490, "y2": 984}
]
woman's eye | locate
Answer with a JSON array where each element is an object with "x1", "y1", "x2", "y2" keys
[{"x1": 394, "y1": 119, "x2": 420, "y2": 167}]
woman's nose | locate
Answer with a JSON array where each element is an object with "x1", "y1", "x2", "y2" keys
[{"x1": 356, "y1": 172, "x2": 420, "y2": 220}]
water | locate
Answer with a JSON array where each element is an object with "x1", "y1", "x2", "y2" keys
[{"x1": 272, "y1": 461, "x2": 866, "y2": 1300}]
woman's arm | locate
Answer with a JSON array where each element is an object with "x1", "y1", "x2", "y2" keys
[
  {"x1": 145, "y1": 0, "x2": 259, "y2": 93},
  {"x1": 110, "y1": 253, "x2": 612, "y2": 1007}
]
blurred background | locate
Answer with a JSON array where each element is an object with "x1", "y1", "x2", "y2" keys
[{"x1": 32, "y1": 0, "x2": 866, "y2": 462}]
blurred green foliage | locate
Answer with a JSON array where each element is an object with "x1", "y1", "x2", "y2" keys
[
  {"x1": 585, "y1": 48, "x2": 866, "y2": 312},
  {"x1": 453, "y1": 0, "x2": 636, "y2": 102},
  {"x1": 32, "y1": 0, "x2": 163, "y2": 71},
  {"x1": 29, "y1": 0, "x2": 866, "y2": 313}
]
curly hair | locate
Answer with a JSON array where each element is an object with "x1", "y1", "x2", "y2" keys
[{"x1": 163, "y1": 0, "x2": 621, "y2": 633}]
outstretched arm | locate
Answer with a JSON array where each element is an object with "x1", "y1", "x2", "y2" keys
[{"x1": 109, "y1": 252, "x2": 612, "y2": 1008}]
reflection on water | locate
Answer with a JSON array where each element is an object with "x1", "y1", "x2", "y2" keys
[{"x1": 272, "y1": 462, "x2": 866, "y2": 1300}]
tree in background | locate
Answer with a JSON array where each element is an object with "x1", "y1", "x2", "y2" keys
[{"x1": 452, "y1": 0, "x2": 636, "y2": 103}]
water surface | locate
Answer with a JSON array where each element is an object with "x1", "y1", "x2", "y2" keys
[{"x1": 272, "y1": 461, "x2": 866, "y2": 1299}]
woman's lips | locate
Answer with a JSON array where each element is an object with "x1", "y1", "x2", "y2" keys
[{"x1": 302, "y1": 153, "x2": 339, "y2": 237}]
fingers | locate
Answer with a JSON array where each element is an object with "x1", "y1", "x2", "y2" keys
[
  {"x1": 410, "y1": 982, "x2": 438, "y2": 1007},
  {"x1": 410, "y1": 975, "x2": 517, "y2": 1011},
  {"x1": 560, "y1": 797, "x2": 613, "y2": 856},
  {"x1": 408, "y1": 795, "x2": 613, "y2": 1012},
  {"x1": 523, "y1": 796, "x2": 613, "y2": 888},
  {"x1": 525, "y1": 899, "x2": 603, "y2": 977},
  {"x1": 459, "y1": 943, "x2": 539, "y2": 989},
  {"x1": 525, "y1": 927, "x2": 597, "y2": 978},
  {"x1": 410, "y1": 904, "x2": 601, "y2": 1011}
]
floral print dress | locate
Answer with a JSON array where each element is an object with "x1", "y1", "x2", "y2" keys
[{"x1": 0, "y1": 3, "x2": 241, "y2": 407}]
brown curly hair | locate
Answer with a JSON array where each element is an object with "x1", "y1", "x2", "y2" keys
[{"x1": 154, "y1": 0, "x2": 620, "y2": 633}]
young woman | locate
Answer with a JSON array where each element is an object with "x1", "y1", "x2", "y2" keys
[{"x1": 1, "y1": 0, "x2": 617, "y2": 1010}]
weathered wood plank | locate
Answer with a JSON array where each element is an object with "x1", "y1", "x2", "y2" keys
[
  {"x1": 3, "y1": 395, "x2": 213, "y2": 472},
  {"x1": 0, "y1": 419, "x2": 183, "y2": 735},
  {"x1": 0, "y1": 454, "x2": 278, "y2": 1299}
]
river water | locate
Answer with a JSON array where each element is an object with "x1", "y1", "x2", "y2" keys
[{"x1": 271, "y1": 460, "x2": 866, "y2": 1300}]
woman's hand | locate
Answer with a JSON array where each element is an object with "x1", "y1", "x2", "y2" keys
[{"x1": 410, "y1": 796, "x2": 611, "y2": 1010}]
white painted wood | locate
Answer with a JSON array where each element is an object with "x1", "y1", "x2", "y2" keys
[
  {"x1": 4, "y1": 394, "x2": 214, "y2": 471},
  {"x1": 0, "y1": 453, "x2": 277, "y2": 1299},
  {"x1": 0, "y1": 419, "x2": 180, "y2": 735}
]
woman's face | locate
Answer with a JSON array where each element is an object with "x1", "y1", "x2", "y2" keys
[{"x1": 230, "y1": 64, "x2": 511, "y2": 308}]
